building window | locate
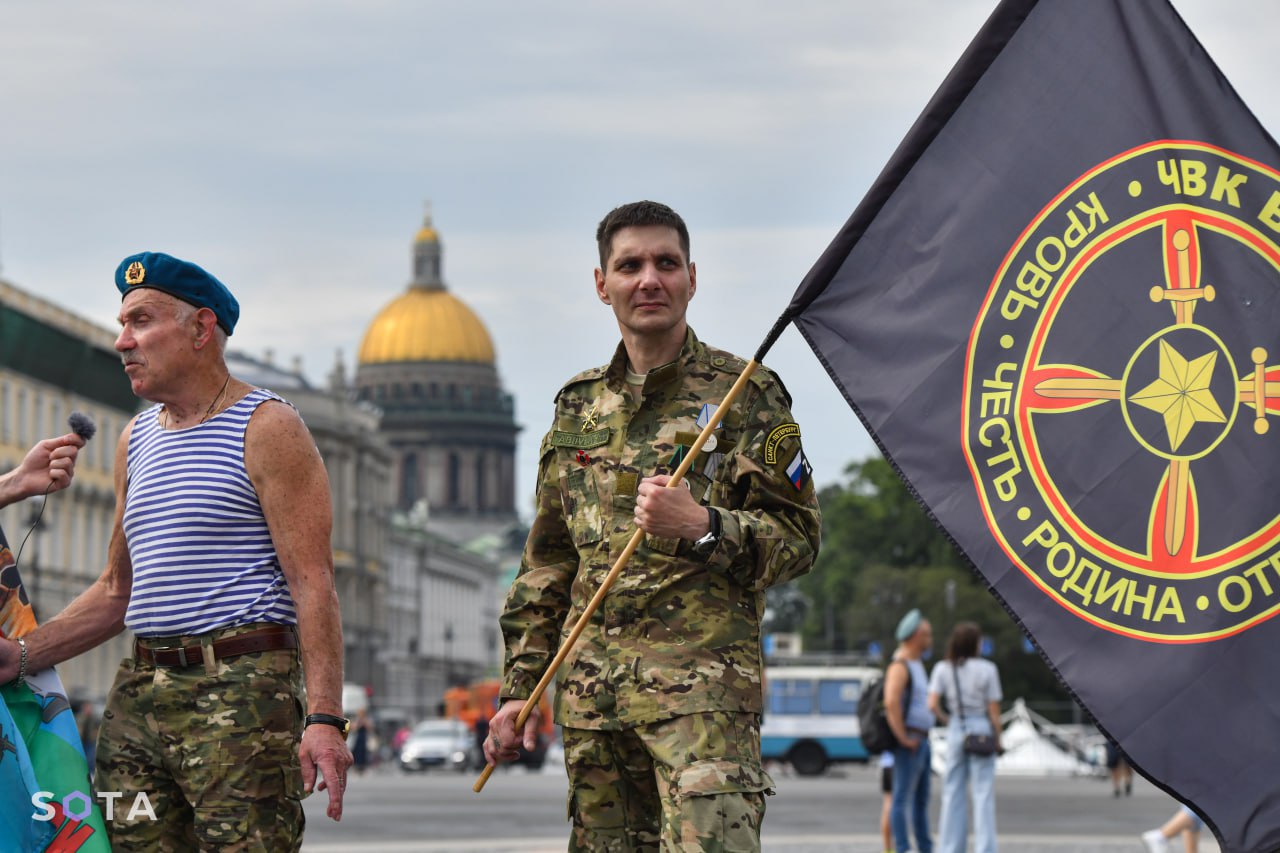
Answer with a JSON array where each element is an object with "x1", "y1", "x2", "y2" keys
[
  {"x1": 448, "y1": 453, "x2": 460, "y2": 507},
  {"x1": 33, "y1": 394, "x2": 45, "y2": 443},
  {"x1": 99, "y1": 415, "x2": 111, "y2": 470},
  {"x1": 16, "y1": 389, "x2": 27, "y2": 444},
  {"x1": 400, "y1": 452, "x2": 418, "y2": 510},
  {"x1": 475, "y1": 454, "x2": 486, "y2": 510}
]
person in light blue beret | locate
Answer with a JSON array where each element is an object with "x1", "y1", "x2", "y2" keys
[
  {"x1": 896, "y1": 608, "x2": 924, "y2": 643},
  {"x1": 115, "y1": 251, "x2": 240, "y2": 335},
  {"x1": 1, "y1": 251, "x2": 353, "y2": 851},
  {"x1": 884, "y1": 608, "x2": 936, "y2": 853}
]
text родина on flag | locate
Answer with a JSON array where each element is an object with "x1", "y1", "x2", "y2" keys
[{"x1": 783, "y1": 1, "x2": 1280, "y2": 851}]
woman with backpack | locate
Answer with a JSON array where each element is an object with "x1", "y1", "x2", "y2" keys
[{"x1": 928, "y1": 622, "x2": 1004, "y2": 853}]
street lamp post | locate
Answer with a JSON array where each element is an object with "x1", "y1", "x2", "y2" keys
[{"x1": 444, "y1": 623, "x2": 454, "y2": 688}]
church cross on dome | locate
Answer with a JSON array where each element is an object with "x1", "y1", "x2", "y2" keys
[{"x1": 412, "y1": 200, "x2": 444, "y2": 290}]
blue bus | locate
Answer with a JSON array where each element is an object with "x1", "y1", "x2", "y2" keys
[{"x1": 760, "y1": 664, "x2": 880, "y2": 776}]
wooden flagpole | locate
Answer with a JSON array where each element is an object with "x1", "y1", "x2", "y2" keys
[{"x1": 473, "y1": 360, "x2": 760, "y2": 792}]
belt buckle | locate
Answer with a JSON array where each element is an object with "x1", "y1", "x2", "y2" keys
[{"x1": 154, "y1": 645, "x2": 190, "y2": 667}]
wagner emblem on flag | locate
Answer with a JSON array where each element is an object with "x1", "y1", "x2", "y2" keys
[{"x1": 964, "y1": 141, "x2": 1280, "y2": 642}]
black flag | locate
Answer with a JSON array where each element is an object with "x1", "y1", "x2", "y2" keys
[{"x1": 788, "y1": 1, "x2": 1280, "y2": 850}]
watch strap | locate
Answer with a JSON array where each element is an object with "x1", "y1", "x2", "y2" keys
[
  {"x1": 693, "y1": 507, "x2": 722, "y2": 550},
  {"x1": 305, "y1": 713, "x2": 350, "y2": 735},
  {"x1": 15, "y1": 637, "x2": 29, "y2": 686}
]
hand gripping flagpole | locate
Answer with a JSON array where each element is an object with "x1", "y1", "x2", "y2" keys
[{"x1": 472, "y1": 343, "x2": 782, "y2": 793}]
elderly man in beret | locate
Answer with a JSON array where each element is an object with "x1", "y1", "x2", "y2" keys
[
  {"x1": 884, "y1": 608, "x2": 936, "y2": 853},
  {"x1": 0, "y1": 252, "x2": 351, "y2": 850}
]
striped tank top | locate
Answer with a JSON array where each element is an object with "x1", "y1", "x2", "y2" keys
[{"x1": 123, "y1": 388, "x2": 298, "y2": 637}]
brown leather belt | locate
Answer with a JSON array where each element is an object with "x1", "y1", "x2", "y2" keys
[{"x1": 134, "y1": 625, "x2": 297, "y2": 668}]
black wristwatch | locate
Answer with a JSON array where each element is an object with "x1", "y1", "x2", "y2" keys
[
  {"x1": 305, "y1": 713, "x2": 351, "y2": 737},
  {"x1": 691, "y1": 507, "x2": 722, "y2": 555}
]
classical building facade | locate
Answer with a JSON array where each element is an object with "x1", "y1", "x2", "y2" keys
[
  {"x1": 0, "y1": 213, "x2": 519, "y2": 725},
  {"x1": 344, "y1": 211, "x2": 525, "y2": 721},
  {"x1": 355, "y1": 212, "x2": 521, "y2": 547},
  {"x1": 380, "y1": 511, "x2": 502, "y2": 723},
  {"x1": 0, "y1": 278, "x2": 138, "y2": 701},
  {"x1": 225, "y1": 352, "x2": 396, "y2": 699}
]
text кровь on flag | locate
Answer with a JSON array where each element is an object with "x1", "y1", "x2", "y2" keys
[{"x1": 787, "y1": 1, "x2": 1280, "y2": 851}]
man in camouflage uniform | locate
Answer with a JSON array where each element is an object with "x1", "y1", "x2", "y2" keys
[{"x1": 484, "y1": 201, "x2": 821, "y2": 851}]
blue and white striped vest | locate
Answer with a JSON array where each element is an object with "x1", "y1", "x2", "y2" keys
[{"x1": 123, "y1": 388, "x2": 298, "y2": 637}]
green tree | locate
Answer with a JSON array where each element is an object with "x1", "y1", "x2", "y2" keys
[{"x1": 781, "y1": 455, "x2": 1071, "y2": 712}]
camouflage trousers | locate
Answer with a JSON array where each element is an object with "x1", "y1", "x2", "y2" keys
[
  {"x1": 563, "y1": 711, "x2": 774, "y2": 852},
  {"x1": 95, "y1": 623, "x2": 306, "y2": 852}
]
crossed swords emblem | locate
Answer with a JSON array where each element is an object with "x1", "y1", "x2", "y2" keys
[{"x1": 1032, "y1": 225, "x2": 1275, "y2": 559}]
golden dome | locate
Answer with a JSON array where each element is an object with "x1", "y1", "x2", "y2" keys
[
  {"x1": 415, "y1": 225, "x2": 438, "y2": 243},
  {"x1": 358, "y1": 286, "x2": 495, "y2": 365}
]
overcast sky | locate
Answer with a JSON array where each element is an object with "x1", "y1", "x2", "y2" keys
[{"x1": 2, "y1": 1, "x2": 1276, "y2": 516}]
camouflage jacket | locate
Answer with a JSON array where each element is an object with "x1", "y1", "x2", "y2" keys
[{"x1": 500, "y1": 328, "x2": 821, "y2": 729}]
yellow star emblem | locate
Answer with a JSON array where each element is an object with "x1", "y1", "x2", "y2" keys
[{"x1": 1129, "y1": 339, "x2": 1226, "y2": 451}]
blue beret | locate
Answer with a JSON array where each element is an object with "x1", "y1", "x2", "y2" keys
[
  {"x1": 115, "y1": 251, "x2": 239, "y2": 335},
  {"x1": 895, "y1": 608, "x2": 923, "y2": 642}
]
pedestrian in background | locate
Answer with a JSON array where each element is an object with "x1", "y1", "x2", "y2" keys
[
  {"x1": 879, "y1": 750, "x2": 895, "y2": 853},
  {"x1": 884, "y1": 608, "x2": 936, "y2": 853},
  {"x1": 352, "y1": 708, "x2": 372, "y2": 775},
  {"x1": 472, "y1": 714, "x2": 489, "y2": 771},
  {"x1": 928, "y1": 622, "x2": 1003, "y2": 853},
  {"x1": 76, "y1": 701, "x2": 100, "y2": 773},
  {"x1": 1142, "y1": 803, "x2": 1202, "y2": 853},
  {"x1": 1105, "y1": 737, "x2": 1132, "y2": 797}
]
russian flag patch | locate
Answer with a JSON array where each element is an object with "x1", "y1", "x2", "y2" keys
[{"x1": 785, "y1": 450, "x2": 812, "y2": 491}]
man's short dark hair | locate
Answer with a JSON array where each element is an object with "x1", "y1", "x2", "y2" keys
[{"x1": 596, "y1": 201, "x2": 691, "y2": 268}]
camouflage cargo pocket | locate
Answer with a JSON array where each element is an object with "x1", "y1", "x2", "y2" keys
[
  {"x1": 672, "y1": 758, "x2": 774, "y2": 800},
  {"x1": 667, "y1": 758, "x2": 773, "y2": 853},
  {"x1": 563, "y1": 466, "x2": 605, "y2": 548}
]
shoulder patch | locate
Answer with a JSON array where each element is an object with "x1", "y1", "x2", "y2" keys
[
  {"x1": 784, "y1": 448, "x2": 813, "y2": 491},
  {"x1": 764, "y1": 423, "x2": 801, "y2": 465}
]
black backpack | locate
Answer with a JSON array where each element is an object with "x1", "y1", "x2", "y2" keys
[{"x1": 857, "y1": 659, "x2": 911, "y2": 754}]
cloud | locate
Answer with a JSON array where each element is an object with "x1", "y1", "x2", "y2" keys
[{"x1": 1, "y1": 0, "x2": 1278, "y2": 511}]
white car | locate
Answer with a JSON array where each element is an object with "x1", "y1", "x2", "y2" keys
[{"x1": 398, "y1": 719, "x2": 475, "y2": 772}]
